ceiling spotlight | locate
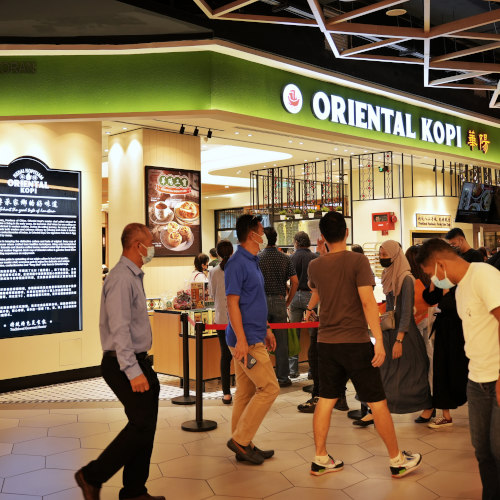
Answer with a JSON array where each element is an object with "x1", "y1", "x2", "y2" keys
[
  {"x1": 236, "y1": 170, "x2": 242, "y2": 174},
  {"x1": 224, "y1": 185, "x2": 229, "y2": 189},
  {"x1": 234, "y1": 131, "x2": 240, "y2": 135},
  {"x1": 105, "y1": 131, "x2": 110, "y2": 135},
  {"x1": 193, "y1": 127, "x2": 199, "y2": 137},
  {"x1": 386, "y1": 8, "x2": 407, "y2": 16},
  {"x1": 288, "y1": 140, "x2": 293, "y2": 143},
  {"x1": 207, "y1": 129, "x2": 213, "y2": 139},
  {"x1": 179, "y1": 124, "x2": 185, "y2": 134},
  {"x1": 122, "y1": 127, "x2": 127, "y2": 130},
  {"x1": 248, "y1": 134, "x2": 252, "y2": 137}
]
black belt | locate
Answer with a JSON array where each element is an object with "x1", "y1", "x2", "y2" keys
[
  {"x1": 298, "y1": 288, "x2": 311, "y2": 292},
  {"x1": 103, "y1": 351, "x2": 147, "y2": 360}
]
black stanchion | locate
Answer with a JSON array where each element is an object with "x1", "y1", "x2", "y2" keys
[
  {"x1": 171, "y1": 312, "x2": 196, "y2": 405},
  {"x1": 182, "y1": 321, "x2": 218, "y2": 432}
]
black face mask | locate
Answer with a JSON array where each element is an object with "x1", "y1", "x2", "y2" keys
[{"x1": 380, "y1": 258, "x2": 392, "y2": 268}]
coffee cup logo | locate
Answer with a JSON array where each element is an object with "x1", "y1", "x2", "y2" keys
[{"x1": 282, "y1": 84, "x2": 303, "y2": 114}]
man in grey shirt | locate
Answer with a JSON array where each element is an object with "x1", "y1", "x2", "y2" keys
[{"x1": 75, "y1": 223, "x2": 164, "y2": 500}]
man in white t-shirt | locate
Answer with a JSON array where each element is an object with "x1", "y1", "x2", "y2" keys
[{"x1": 417, "y1": 238, "x2": 500, "y2": 500}]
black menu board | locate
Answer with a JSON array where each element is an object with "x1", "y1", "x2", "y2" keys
[{"x1": 0, "y1": 157, "x2": 82, "y2": 338}]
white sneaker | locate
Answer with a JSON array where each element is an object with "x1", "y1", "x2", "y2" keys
[
  {"x1": 390, "y1": 450, "x2": 422, "y2": 478},
  {"x1": 310, "y1": 455, "x2": 344, "y2": 476},
  {"x1": 428, "y1": 417, "x2": 453, "y2": 429}
]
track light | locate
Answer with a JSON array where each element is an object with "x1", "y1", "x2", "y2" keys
[
  {"x1": 193, "y1": 127, "x2": 199, "y2": 137},
  {"x1": 207, "y1": 129, "x2": 213, "y2": 139},
  {"x1": 179, "y1": 124, "x2": 185, "y2": 134}
]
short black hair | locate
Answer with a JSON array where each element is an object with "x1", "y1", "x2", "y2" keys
[
  {"x1": 209, "y1": 248, "x2": 217, "y2": 258},
  {"x1": 416, "y1": 238, "x2": 457, "y2": 266},
  {"x1": 445, "y1": 227, "x2": 465, "y2": 240},
  {"x1": 319, "y1": 211, "x2": 347, "y2": 244},
  {"x1": 294, "y1": 231, "x2": 311, "y2": 248},
  {"x1": 351, "y1": 244, "x2": 364, "y2": 254},
  {"x1": 264, "y1": 226, "x2": 277, "y2": 246},
  {"x1": 194, "y1": 253, "x2": 209, "y2": 272},
  {"x1": 236, "y1": 214, "x2": 262, "y2": 243}
]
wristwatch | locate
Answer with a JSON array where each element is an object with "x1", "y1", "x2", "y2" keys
[{"x1": 395, "y1": 338, "x2": 403, "y2": 344}]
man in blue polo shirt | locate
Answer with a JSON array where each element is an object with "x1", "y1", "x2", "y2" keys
[{"x1": 225, "y1": 214, "x2": 280, "y2": 465}]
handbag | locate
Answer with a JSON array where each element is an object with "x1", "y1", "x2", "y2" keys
[
  {"x1": 380, "y1": 310, "x2": 395, "y2": 331},
  {"x1": 287, "y1": 328, "x2": 300, "y2": 357}
]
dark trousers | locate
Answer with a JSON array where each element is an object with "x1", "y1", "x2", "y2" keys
[
  {"x1": 217, "y1": 330, "x2": 232, "y2": 395},
  {"x1": 82, "y1": 355, "x2": 160, "y2": 499}
]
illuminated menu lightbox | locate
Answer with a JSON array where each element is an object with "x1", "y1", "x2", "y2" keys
[{"x1": 0, "y1": 156, "x2": 82, "y2": 338}]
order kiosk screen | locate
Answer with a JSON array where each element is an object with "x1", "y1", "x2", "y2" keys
[{"x1": 0, "y1": 157, "x2": 82, "y2": 339}]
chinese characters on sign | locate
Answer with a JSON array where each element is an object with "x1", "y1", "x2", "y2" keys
[
  {"x1": 416, "y1": 213, "x2": 451, "y2": 229},
  {"x1": 0, "y1": 157, "x2": 82, "y2": 339},
  {"x1": 467, "y1": 130, "x2": 490, "y2": 154}
]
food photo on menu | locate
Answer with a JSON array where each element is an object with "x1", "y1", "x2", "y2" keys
[{"x1": 145, "y1": 166, "x2": 201, "y2": 257}]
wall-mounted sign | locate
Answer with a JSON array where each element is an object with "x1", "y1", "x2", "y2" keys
[
  {"x1": 416, "y1": 213, "x2": 451, "y2": 228},
  {"x1": 0, "y1": 157, "x2": 82, "y2": 339},
  {"x1": 145, "y1": 166, "x2": 201, "y2": 257},
  {"x1": 466, "y1": 130, "x2": 490, "y2": 154}
]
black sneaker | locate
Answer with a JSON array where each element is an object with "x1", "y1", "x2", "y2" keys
[
  {"x1": 334, "y1": 396, "x2": 349, "y2": 411},
  {"x1": 227, "y1": 439, "x2": 264, "y2": 465},
  {"x1": 298, "y1": 397, "x2": 318, "y2": 413},
  {"x1": 236, "y1": 445, "x2": 274, "y2": 461},
  {"x1": 310, "y1": 455, "x2": 344, "y2": 476}
]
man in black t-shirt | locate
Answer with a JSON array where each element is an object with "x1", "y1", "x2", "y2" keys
[{"x1": 445, "y1": 228, "x2": 483, "y2": 263}]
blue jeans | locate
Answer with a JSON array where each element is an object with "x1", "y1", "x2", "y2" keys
[
  {"x1": 266, "y1": 295, "x2": 289, "y2": 383},
  {"x1": 467, "y1": 379, "x2": 500, "y2": 500}
]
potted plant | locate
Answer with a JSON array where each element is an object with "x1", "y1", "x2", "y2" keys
[
  {"x1": 335, "y1": 205, "x2": 343, "y2": 212},
  {"x1": 307, "y1": 208, "x2": 316, "y2": 218},
  {"x1": 293, "y1": 208, "x2": 302, "y2": 219},
  {"x1": 278, "y1": 209, "x2": 287, "y2": 220},
  {"x1": 321, "y1": 205, "x2": 329, "y2": 214}
]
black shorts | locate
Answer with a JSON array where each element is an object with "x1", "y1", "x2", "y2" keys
[{"x1": 317, "y1": 342, "x2": 386, "y2": 403}]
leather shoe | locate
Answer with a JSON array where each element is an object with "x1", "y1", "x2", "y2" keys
[
  {"x1": 347, "y1": 408, "x2": 367, "y2": 420},
  {"x1": 227, "y1": 438, "x2": 264, "y2": 465},
  {"x1": 414, "y1": 408, "x2": 436, "y2": 423},
  {"x1": 353, "y1": 417, "x2": 374, "y2": 427},
  {"x1": 302, "y1": 384, "x2": 314, "y2": 393},
  {"x1": 123, "y1": 495, "x2": 166, "y2": 500},
  {"x1": 74, "y1": 469, "x2": 100, "y2": 500},
  {"x1": 279, "y1": 379, "x2": 292, "y2": 387},
  {"x1": 236, "y1": 445, "x2": 274, "y2": 461}
]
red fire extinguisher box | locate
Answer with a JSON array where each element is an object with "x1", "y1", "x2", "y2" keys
[{"x1": 372, "y1": 212, "x2": 397, "y2": 231}]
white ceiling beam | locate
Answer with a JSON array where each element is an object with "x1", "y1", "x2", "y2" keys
[
  {"x1": 347, "y1": 54, "x2": 424, "y2": 65},
  {"x1": 213, "y1": 0, "x2": 259, "y2": 17},
  {"x1": 307, "y1": 0, "x2": 340, "y2": 57},
  {"x1": 431, "y1": 41, "x2": 500, "y2": 63},
  {"x1": 429, "y1": 9, "x2": 500, "y2": 38},
  {"x1": 328, "y1": 22, "x2": 426, "y2": 39},
  {"x1": 341, "y1": 38, "x2": 406, "y2": 57},
  {"x1": 326, "y1": 0, "x2": 409, "y2": 27},
  {"x1": 219, "y1": 13, "x2": 317, "y2": 26},
  {"x1": 429, "y1": 60, "x2": 500, "y2": 72},
  {"x1": 432, "y1": 83, "x2": 497, "y2": 90},
  {"x1": 429, "y1": 71, "x2": 492, "y2": 86}
]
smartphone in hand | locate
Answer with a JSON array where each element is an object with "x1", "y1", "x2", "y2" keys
[
  {"x1": 307, "y1": 310, "x2": 318, "y2": 322},
  {"x1": 243, "y1": 353, "x2": 257, "y2": 369}
]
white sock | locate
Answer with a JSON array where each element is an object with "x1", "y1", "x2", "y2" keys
[
  {"x1": 315, "y1": 454, "x2": 331, "y2": 465},
  {"x1": 389, "y1": 451, "x2": 404, "y2": 466}
]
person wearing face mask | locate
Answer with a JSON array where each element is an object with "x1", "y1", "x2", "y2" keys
[
  {"x1": 76, "y1": 223, "x2": 163, "y2": 500},
  {"x1": 445, "y1": 227, "x2": 483, "y2": 263},
  {"x1": 224, "y1": 214, "x2": 279, "y2": 465},
  {"x1": 358, "y1": 240, "x2": 431, "y2": 425},
  {"x1": 417, "y1": 239, "x2": 500, "y2": 500},
  {"x1": 258, "y1": 226, "x2": 298, "y2": 387}
]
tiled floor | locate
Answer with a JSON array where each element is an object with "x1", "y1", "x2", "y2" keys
[{"x1": 0, "y1": 372, "x2": 482, "y2": 499}]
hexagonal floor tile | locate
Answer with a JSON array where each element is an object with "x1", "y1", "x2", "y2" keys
[
  {"x1": 43, "y1": 485, "x2": 121, "y2": 500},
  {"x1": 159, "y1": 455, "x2": 235, "y2": 479},
  {"x1": 0, "y1": 427, "x2": 47, "y2": 444},
  {"x1": 325, "y1": 426, "x2": 379, "y2": 445},
  {"x1": 0, "y1": 443, "x2": 13, "y2": 457},
  {"x1": 423, "y1": 449, "x2": 479, "y2": 473},
  {"x1": 281, "y1": 463, "x2": 366, "y2": 490},
  {"x1": 247, "y1": 432, "x2": 313, "y2": 451},
  {"x1": 0, "y1": 454, "x2": 45, "y2": 478},
  {"x1": 19, "y1": 414, "x2": 77, "y2": 428},
  {"x1": 154, "y1": 428, "x2": 207, "y2": 445},
  {"x1": 344, "y1": 477, "x2": 438, "y2": 500},
  {"x1": 359, "y1": 436, "x2": 436, "y2": 457},
  {"x1": 0, "y1": 494, "x2": 41, "y2": 500},
  {"x1": 419, "y1": 470, "x2": 482, "y2": 498},
  {"x1": 0, "y1": 419, "x2": 20, "y2": 431},
  {"x1": 209, "y1": 470, "x2": 292, "y2": 498},
  {"x1": 146, "y1": 477, "x2": 213, "y2": 500},
  {"x1": 267, "y1": 486, "x2": 352, "y2": 500},
  {"x1": 295, "y1": 443, "x2": 372, "y2": 466},
  {"x1": 0, "y1": 410, "x2": 49, "y2": 419},
  {"x1": 2, "y1": 469, "x2": 76, "y2": 496},
  {"x1": 231, "y1": 450, "x2": 306, "y2": 473},
  {"x1": 183, "y1": 437, "x2": 234, "y2": 458},
  {"x1": 106, "y1": 463, "x2": 162, "y2": 487},
  {"x1": 151, "y1": 443, "x2": 188, "y2": 464},
  {"x1": 12, "y1": 437, "x2": 80, "y2": 456},
  {"x1": 79, "y1": 431, "x2": 119, "y2": 450},
  {"x1": 46, "y1": 448, "x2": 100, "y2": 470},
  {"x1": 77, "y1": 409, "x2": 126, "y2": 423},
  {"x1": 48, "y1": 422, "x2": 109, "y2": 438},
  {"x1": 420, "y1": 430, "x2": 475, "y2": 451}
]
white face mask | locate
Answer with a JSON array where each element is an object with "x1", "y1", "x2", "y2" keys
[
  {"x1": 253, "y1": 231, "x2": 268, "y2": 252},
  {"x1": 139, "y1": 242, "x2": 155, "y2": 265},
  {"x1": 431, "y1": 262, "x2": 455, "y2": 289}
]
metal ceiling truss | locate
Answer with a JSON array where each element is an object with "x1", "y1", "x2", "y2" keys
[{"x1": 193, "y1": 0, "x2": 500, "y2": 108}]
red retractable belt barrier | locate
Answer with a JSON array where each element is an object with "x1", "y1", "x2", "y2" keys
[{"x1": 204, "y1": 321, "x2": 319, "y2": 330}]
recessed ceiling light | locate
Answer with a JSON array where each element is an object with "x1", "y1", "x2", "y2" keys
[
  {"x1": 122, "y1": 127, "x2": 127, "y2": 130},
  {"x1": 224, "y1": 185, "x2": 229, "y2": 189},
  {"x1": 248, "y1": 134, "x2": 252, "y2": 137},
  {"x1": 104, "y1": 149, "x2": 108, "y2": 153},
  {"x1": 344, "y1": 149, "x2": 348, "y2": 152},
  {"x1": 316, "y1": 157, "x2": 319, "y2": 160},
  {"x1": 235, "y1": 131, "x2": 240, "y2": 135},
  {"x1": 205, "y1": 196, "x2": 209, "y2": 199},
  {"x1": 288, "y1": 140, "x2": 293, "y2": 143},
  {"x1": 299, "y1": 142, "x2": 303, "y2": 145},
  {"x1": 364, "y1": 150, "x2": 368, "y2": 153},
  {"x1": 236, "y1": 170, "x2": 242, "y2": 174},
  {"x1": 273, "y1": 164, "x2": 277, "y2": 166},
  {"x1": 334, "y1": 147, "x2": 338, "y2": 151},
  {"x1": 105, "y1": 131, "x2": 110, "y2": 135},
  {"x1": 386, "y1": 8, "x2": 407, "y2": 16}
]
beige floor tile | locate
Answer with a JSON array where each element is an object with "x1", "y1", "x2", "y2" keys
[
  {"x1": 154, "y1": 428, "x2": 207, "y2": 445},
  {"x1": 2, "y1": 469, "x2": 76, "y2": 496},
  {"x1": 0, "y1": 420, "x2": 19, "y2": 431},
  {"x1": 230, "y1": 450, "x2": 306, "y2": 472},
  {"x1": 12, "y1": 437, "x2": 80, "y2": 456},
  {"x1": 159, "y1": 455, "x2": 235, "y2": 479},
  {"x1": 352, "y1": 454, "x2": 437, "y2": 481},
  {"x1": 146, "y1": 477, "x2": 213, "y2": 500},
  {"x1": 105, "y1": 463, "x2": 162, "y2": 487},
  {"x1": 209, "y1": 470, "x2": 292, "y2": 497},
  {"x1": 106, "y1": 419, "x2": 129, "y2": 432},
  {"x1": 424, "y1": 449, "x2": 479, "y2": 473},
  {"x1": 421, "y1": 430, "x2": 475, "y2": 451},
  {"x1": 267, "y1": 486, "x2": 352, "y2": 500},
  {"x1": 203, "y1": 496, "x2": 260, "y2": 500},
  {"x1": 419, "y1": 471, "x2": 482, "y2": 498},
  {"x1": 0, "y1": 494, "x2": 41, "y2": 500},
  {"x1": 392, "y1": 421, "x2": 436, "y2": 438},
  {"x1": 43, "y1": 487, "x2": 87, "y2": 500},
  {"x1": 151, "y1": 443, "x2": 188, "y2": 464},
  {"x1": 359, "y1": 436, "x2": 436, "y2": 456},
  {"x1": 0, "y1": 427, "x2": 47, "y2": 444},
  {"x1": 0, "y1": 444, "x2": 13, "y2": 457},
  {"x1": 0, "y1": 410, "x2": 49, "y2": 419},
  {"x1": 184, "y1": 437, "x2": 234, "y2": 458},
  {"x1": 45, "y1": 448, "x2": 100, "y2": 470},
  {"x1": 295, "y1": 443, "x2": 372, "y2": 465},
  {"x1": 247, "y1": 432, "x2": 313, "y2": 451},
  {"x1": 0, "y1": 454, "x2": 45, "y2": 478},
  {"x1": 281, "y1": 463, "x2": 366, "y2": 489},
  {"x1": 324, "y1": 426, "x2": 379, "y2": 445},
  {"x1": 344, "y1": 477, "x2": 438, "y2": 500},
  {"x1": 18, "y1": 414, "x2": 77, "y2": 428},
  {"x1": 79, "y1": 431, "x2": 119, "y2": 450},
  {"x1": 48, "y1": 422, "x2": 109, "y2": 438},
  {"x1": 259, "y1": 417, "x2": 315, "y2": 434},
  {"x1": 76, "y1": 409, "x2": 126, "y2": 423}
]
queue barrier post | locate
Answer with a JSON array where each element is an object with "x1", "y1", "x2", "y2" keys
[
  {"x1": 181, "y1": 321, "x2": 218, "y2": 432},
  {"x1": 171, "y1": 312, "x2": 196, "y2": 405}
]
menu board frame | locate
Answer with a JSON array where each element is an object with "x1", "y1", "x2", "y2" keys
[
  {"x1": 0, "y1": 156, "x2": 82, "y2": 339},
  {"x1": 145, "y1": 166, "x2": 202, "y2": 258}
]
